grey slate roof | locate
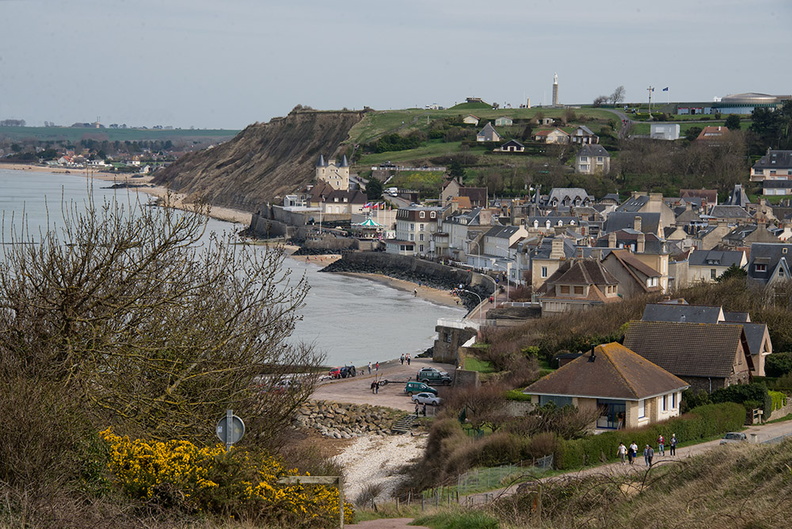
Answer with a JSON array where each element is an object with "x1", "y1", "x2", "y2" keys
[
  {"x1": 623, "y1": 321, "x2": 746, "y2": 378},
  {"x1": 617, "y1": 195, "x2": 651, "y2": 212},
  {"x1": 546, "y1": 187, "x2": 593, "y2": 206},
  {"x1": 578, "y1": 144, "x2": 609, "y2": 157},
  {"x1": 753, "y1": 149, "x2": 792, "y2": 169},
  {"x1": 485, "y1": 225, "x2": 523, "y2": 239},
  {"x1": 709, "y1": 205, "x2": 751, "y2": 219},
  {"x1": 524, "y1": 342, "x2": 689, "y2": 401},
  {"x1": 531, "y1": 237, "x2": 578, "y2": 259},
  {"x1": 747, "y1": 242, "x2": 792, "y2": 284},
  {"x1": 739, "y1": 323, "x2": 769, "y2": 357},
  {"x1": 726, "y1": 184, "x2": 751, "y2": 206},
  {"x1": 641, "y1": 303, "x2": 723, "y2": 324},
  {"x1": 603, "y1": 212, "x2": 661, "y2": 235},
  {"x1": 688, "y1": 249, "x2": 744, "y2": 268}
]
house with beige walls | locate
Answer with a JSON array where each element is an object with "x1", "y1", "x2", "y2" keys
[{"x1": 524, "y1": 342, "x2": 689, "y2": 429}]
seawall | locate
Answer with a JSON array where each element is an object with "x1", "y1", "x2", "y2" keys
[{"x1": 320, "y1": 252, "x2": 495, "y2": 301}]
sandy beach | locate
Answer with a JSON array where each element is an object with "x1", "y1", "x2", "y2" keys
[{"x1": 0, "y1": 162, "x2": 253, "y2": 226}]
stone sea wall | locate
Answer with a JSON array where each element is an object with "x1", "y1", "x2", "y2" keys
[
  {"x1": 294, "y1": 400, "x2": 402, "y2": 438},
  {"x1": 321, "y1": 252, "x2": 495, "y2": 298}
]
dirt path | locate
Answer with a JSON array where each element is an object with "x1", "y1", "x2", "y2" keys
[{"x1": 347, "y1": 518, "x2": 429, "y2": 529}]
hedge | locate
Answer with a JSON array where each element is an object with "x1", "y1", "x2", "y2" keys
[{"x1": 554, "y1": 402, "x2": 745, "y2": 470}]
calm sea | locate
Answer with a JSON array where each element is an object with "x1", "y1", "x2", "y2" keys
[{"x1": 0, "y1": 168, "x2": 465, "y2": 367}]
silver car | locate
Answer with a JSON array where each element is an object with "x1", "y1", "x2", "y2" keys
[
  {"x1": 719, "y1": 432, "x2": 748, "y2": 445},
  {"x1": 411, "y1": 392, "x2": 441, "y2": 406}
]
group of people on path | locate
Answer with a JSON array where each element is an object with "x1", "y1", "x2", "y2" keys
[
  {"x1": 617, "y1": 434, "x2": 678, "y2": 467},
  {"x1": 399, "y1": 354, "x2": 411, "y2": 365},
  {"x1": 367, "y1": 361, "x2": 380, "y2": 374}
]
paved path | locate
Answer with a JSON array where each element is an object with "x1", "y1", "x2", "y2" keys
[{"x1": 462, "y1": 417, "x2": 792, "y2": 506}]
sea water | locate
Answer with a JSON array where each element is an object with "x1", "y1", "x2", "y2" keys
[{"x1": 0, "y1": 168, "x2": 466, "y2": 367}]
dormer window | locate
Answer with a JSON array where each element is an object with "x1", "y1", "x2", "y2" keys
[
  {"x1": 419, "y1": 211, "x2": 426, "y2": 219},
  {"x1": 430, "y1": 211, "x2": 436, "y2": 219},
  {"x1": 756, "y1": 264, "x2": 767, "y2": 272}
]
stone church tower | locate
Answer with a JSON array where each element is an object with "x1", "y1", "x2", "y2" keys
[{"x1": 315, "y1": 154, "x2": 350, "y2": 191}]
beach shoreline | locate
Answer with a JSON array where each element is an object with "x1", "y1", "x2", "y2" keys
[{"x1": 0, "y1": 162, "x2": 253, "y2": 226}]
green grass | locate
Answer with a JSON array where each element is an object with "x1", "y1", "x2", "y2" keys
[
  {"x1": 463, "y1": 357, "x2": 496, "y2": 373},
  {"x1": 413, "y1": 509, "x2": 501, "y2": 529}
]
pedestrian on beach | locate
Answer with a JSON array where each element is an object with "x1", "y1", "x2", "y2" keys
[
  {"x1": 400, "y1": 354, "x2": 405, "y2": 365},
  {"x1": 422, "y1": 403, "x2": 427, "y2": 416},
  {"x1": 375, "y1": 362, "x2": 379, "y2": 371},
  {"x1": 415, "y1": 404, "x2": 420, "y2": 417},
  {"x1": 413, "y1": 289, "x2": 417, "y2": 297},
  {"x1": 374, "y1": 381, "x2": 379, "y2": 394},
  {"x1": 657, "y1": 434, "x2": 665, "y2": 456},
  {"x1": 670, "y1": 434, "x2": 677, "y2": 456},
  {"x1": 406, "y1": 354, "x2": 411, "y2": 365},
  {"x1": 370, "y1": 381, "x2": 377, "y2": 394},
  {"x1": 628, "y1": 441, "x2": 638, "y2": 465},
  {"x1": 368, "y1": 362, "x2": 372, "y2": 374},
  {"x1": 644, "y1": 444, "x2": 654, "y2": 467},
  {"x1": 617, "y1": 442, "x2": 627, "y2": 465}
]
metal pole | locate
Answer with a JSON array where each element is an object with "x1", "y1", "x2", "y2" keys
[{"x1": 225, "y1": 409, "x2": 233, "y2": 452}]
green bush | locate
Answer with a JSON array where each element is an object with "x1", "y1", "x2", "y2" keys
[
  {"x1": 769, "y1": 390, "x2": 787, "y2": 411},
  {"x1": 766, "y1": 352, "x2": 792, "y2": 377},
  {"x1": 554, "y1": 403, "x2": 745, "y2": 470}
]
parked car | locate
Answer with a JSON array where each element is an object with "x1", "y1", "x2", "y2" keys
[
  {"x1": 329, "y1": 365, "x2": 357, "y2": 379},
  {"x1": 720, "y1": 432, "x2": 748, "y2": 445},
  {"x1": 417, "y1": 367, "x2": 447, "y2": 377},
  {"x1": 417, "y1": 369, "x2": 452, "y2": 386},
  {"x1": 411, "y1": 392, "x2": 441, "y2": 406},
  {"x1": 404, "y1": 381, "x2": 438, "y2": 396}
]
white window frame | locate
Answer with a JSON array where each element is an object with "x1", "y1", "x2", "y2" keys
[{"x1": 638, "y1": 399, "x2": 646, "y2": 418}]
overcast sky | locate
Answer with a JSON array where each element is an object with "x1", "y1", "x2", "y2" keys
[{"x1": 1, "y1": 0, "x2": 790, "y2": 130}]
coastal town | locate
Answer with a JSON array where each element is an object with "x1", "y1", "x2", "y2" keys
[{"x1": 4, "y1": 90, "x2": 792, "y2": 527}]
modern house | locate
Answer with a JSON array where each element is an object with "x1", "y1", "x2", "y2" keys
[
  {"x1": 570, "y1": 125, "x2": 599, "y2": 145},
  {"x1": 496, "y1": 139, "x2": 525, "y2": 153},
  {"x1": 746, "y1": 242, "x2": 792, "y2": 287},
  {"x1": 687, "y1": 249, "x2": 746, "y2": 283},
  {"x1": 494, "y1": 116, "x2": 513, "y2": 126},
  {"x1": 523, "y1": 342, "x2": 689, "y2": 429}
]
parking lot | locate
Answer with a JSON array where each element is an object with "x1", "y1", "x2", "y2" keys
[{"x1": 311, "y1": 357, "x2": 457, "y2": 412}]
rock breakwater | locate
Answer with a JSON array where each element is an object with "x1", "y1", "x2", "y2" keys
[{"x1": 295, "y1": 400, "x2": 403, "y2": 438}]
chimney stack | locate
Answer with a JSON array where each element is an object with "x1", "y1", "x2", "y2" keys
[
  {"x1": 634, "y1": 215, "x2": 642, "y2": 232},
  {"x1": 550, "y1": 238, "x2": 564, "y2": 259},
  {"x1": 608, "y1": 232, "x2": 617, "y2": 248},
  {"x1": 637, "y1": 233, "x2": 646, "y2": 253}
]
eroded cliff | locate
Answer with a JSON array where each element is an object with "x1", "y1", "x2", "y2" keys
[{"x1": 152, "y1": 109, "x2": 366, "y2": 212}]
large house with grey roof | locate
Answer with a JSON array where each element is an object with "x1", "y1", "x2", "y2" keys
[
  {"x1": 476, "y1": 122, "x2": 501, "y2": 142},
  {"x1": 524, "y1": 342, "x2": 689, "y2": 429},
  {"x1": 624, "y1": 320, "x2": 752, "y2": 392},
  {"x1": 641, "y1": 302, "x2": 771, "y2": 377},
  {"x1": 575, "y1": 144, "x2": 610, "y2": 175},
  {"x1": 751, "y1": 149, "x2": 792, "y2": 195}
]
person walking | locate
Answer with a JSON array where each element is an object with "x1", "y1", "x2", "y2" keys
[
  {"x1": 367, "y1": 362, "x2": 372, "y2": 374},
  {"x1": 644, "y1": 444, "x2": 654, "y2": 467},
  {"x1": 400, "y1": 354, "x2": 405, "y2": 365},
  {"x1": 617, "y1": 442, "x2": 627, "y2": 465},
  {"x1": 670, "y1": 434, "x2": 677, "y2": 456},
  {"x1": 415, "y1": 403, "x2": 420, "y2": 417},
  {"x1": 370, "y1": 381, "x2": 377, "y2": 394},
  {"x1": 422, "y1": 403, "x2": 427, "y2": 417},
  {"x1": 406, "y1": 354, "x2": 411, "y2": 366},
  {"x1": 657, "y1": 434, "x2": 665, "y2": 456},
  {"x1": 375, "y1": 362, "x2": 379, "y2": 371},
  {"x1": 628, "y1": 441, "x2": 638, "y2": 465}
]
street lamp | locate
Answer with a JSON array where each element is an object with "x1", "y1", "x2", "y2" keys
[{"x1": 459, "y1": 289, "x2": 483, "y2": 325}]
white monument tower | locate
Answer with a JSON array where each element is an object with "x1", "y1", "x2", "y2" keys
[{"x1": 552, "y1": 73, "x2": 559, "y2": 107}]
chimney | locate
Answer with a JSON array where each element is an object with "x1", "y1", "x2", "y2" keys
[
  {"x1": 608, "y1": 232, "x2": 617, "y2": 248},
  {"x1": 576, "y1": 246, "x2": 585, "y2": 259},
  {"x1": 637, "y1": 233, "x2": 646, "y2": 253},
  {"x1": 649, "y1": 193, "x2": 663, "y2": 203},
  {"x1": 631, "y1": 191, "x2": 641, "y2": 199},
  {"x1": 550, "y1": 238, "x2": 564, "y2": 259},
  {"x1": 633, "y1": 215, "x2": 642, "y2": 232}
]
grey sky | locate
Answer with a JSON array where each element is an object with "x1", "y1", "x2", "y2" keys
[{"x1": 1, "y1": 0, "x2": 790, "y2": 129}]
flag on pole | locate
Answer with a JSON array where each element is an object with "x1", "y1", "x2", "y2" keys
[{"x1": 662, "y1": 87, "x2": 669, "y2": 91}]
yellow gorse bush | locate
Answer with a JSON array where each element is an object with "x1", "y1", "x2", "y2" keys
[{"x1": 100, "y1": 428, "x2": 353, "y2": 524}]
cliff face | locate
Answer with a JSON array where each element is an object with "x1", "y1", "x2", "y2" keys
[{"x1": 152, "y1": 110, "x2": 366, "y2": 212}]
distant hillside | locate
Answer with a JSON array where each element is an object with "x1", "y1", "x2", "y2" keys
[{"x1": 153, "y1": 109, "x2": 366, "y2": 212}]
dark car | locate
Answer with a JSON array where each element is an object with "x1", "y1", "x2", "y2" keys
[{"x1": 329, "y1": 365, "x2": 357, "y2": 379}]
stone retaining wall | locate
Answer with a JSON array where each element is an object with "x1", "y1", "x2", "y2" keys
[
  {"x1": 321, "y1": 252, "x2": 495, "y2": 300},
  {"x1": 294, "y1": 400, "x2": 402, "y2": 438}
]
